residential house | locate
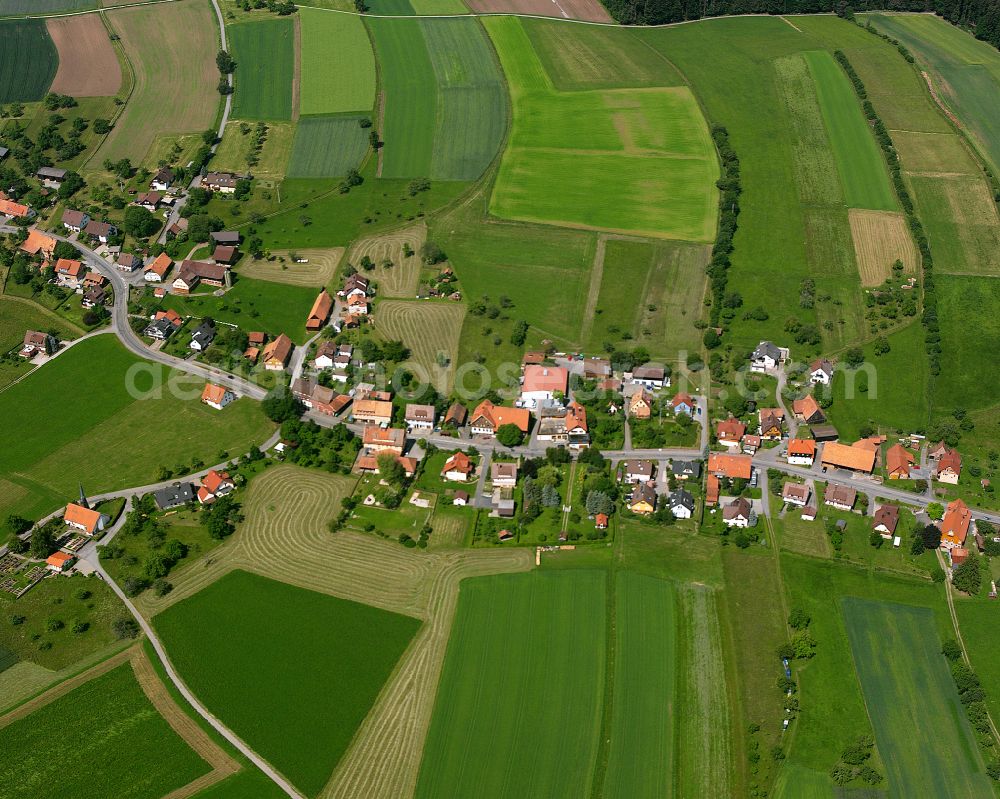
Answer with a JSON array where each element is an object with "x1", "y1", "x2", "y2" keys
[
  {"x1": 174, "y1": 260, "x2": 228, "y2": 294},
  {"x1": 792, "y1": 394, "x2": 826, "y2": 424},
  {"x1": 824, "y1": 484, "x2": 857, "y2": 511},
  {"x1": 203, "y1": 172, "x2": 244, "y2": 193},
  {"x1": 442, "y1": 452, "x2": 474, "y2": 482},
  {"x1": 153, "y1": 482, "x2": 194, "y2": 510},
  {"x1": 820, "y1": 442, "x2": 876, "y2": 474},
  {"x1": 782, "y1": 483, "x2": 811, "y2": 507},
  {"x1": 1, "y1": 198, "x2": 34, "y2": 220},
  {"x1": 750, "y1": 341, "x2": 787, "y2": 372},
  {"x1": 936, "y1": 448, "x2": 963, "y2": 485},
  {"x1": 82, "y1": 285, "x2": 105, "y2": 308},
  {"x1": 672, "y1": 460, "x2": 701, "y2": 481},
  {"x1": 723, "y1": 497, "x2": 754, "y2": 528},
  {"x1": 61, "y1": 208, "x2": 90, "y2": 233},
  {"x1": 742, "y1": 434, "x2": 761, "y2": 455},
  {"x1": 631, "y1": 364, "x2": 667, "y2": 389},
  {"x1": 54, "y1": 258, "x2": 86, "y2": 290},
  {"x1": 716, "y1": 417, "x2": 746, "y2": 447},
  {"x1": 362, "y1": 426, "x2": 405, "y2": 454},
  {"x1": 352, "y1": 399, "x2": 394, "y2": 426},
  {"x1": 116, "y1": 253, "x2": 141, "y2": 272},
  {"x1": 135, "y1": 191, "x2": 162, "y2": 212},
  {"x1": 84, "y1": 220, "x2": 117, "y2": 243},
  {"x1": 306, "y1": 289, "x2": 333, "y2": 332},
  {"x1": 144, "y1": 253, "x2": 173, "y2": 282},
  {"x1": 262, "y1": 333, "x2": 293, "y2": 371},
  {"x1": 787, "y1": 438, "x2": 817, "y2": 466},
  {"x1": 36, "y1": 166, "x2": 67, "y2": 189},
  {"x1": 758, "y1": 408, "x2": 784, "y2": 440},
  {"x1": 212, "y1": 245, "x2": 239, "y2": 266},
  {"x1": 338, "y1": 274, "x2": 370, "y2": 300},
  {"x1": 345, "y1": 294, "x2": 369, "y2": 317},
  {"x1": 453, "y1": 490, "x2": 470, "y2": 506},
  {"x1": 405, "y1": 404, "x2": 436, "y2": 431},
  {"x1": 564, "y1": 402, "x2": 589, "y2": 447},
  {"x1": 490, "y1": 462, "x2": 518, "y2": 489},
  {"x1": 886, "y1": 444, "x2": 916, "y2": 480},
  {"x1": 151, "y1": 167, "x2": 174, "y2": 191},
  {"x1": 189, "y1": 321, "x2": 216, "y2": 352},
  {"x1": 63, "y1": 503, "x2": 109, "y2": 535},
  {"x1": 20, "y1": 229, "x2": 54, "y2": 258},
  {"x1": 20, "y1": 330, "x2": 55, "y2": 358},
  {"x1": 46, "y1": 551, "x2": 75, "y2": 573},
  {"x1": 595, "y1": 513, "x2": 609, "y2": 530},
  {"x1": 521, "y1": 365, "x2": 568, "y2": 406},
  {"x1": 940, "y1": 498, "x2": 973, "y2": 550},
  {"x1": 628, "y1": 483, "x2": 657, "y2": 515},
  {"x1": 668, "y1": 489, "x2": 695, "y2": 519},
  {"x1": 469, "y1": 400, "x2": 530, "y2": 437},
  {"x1": 84, "y1": 272, "x2": 106, "y2": 291},
  {"x1": 623, "y1": 460, "x2": 654, "y2": 484},
  {"x1": 144, "y1": 309, "x2": 182, "y2": 340},
  {"x1": 583, "y1": 357, "x2": 611, "y2": 380},
  {"x1": 197, "y1": 470, "x2": 236, "y2": 504},
  {"x1": 627, "y1": 389, "x2": 653, "y2": 420},
  {"x1": 166, "y1": 218, "x2": 188, "y2": 238},
  {"x1": 872, "y1": 505, "x2": 900, "y2": 538},
  {"x1": 707, "y1": 453, "x2": 753, "y2": 481},
  {"x1": 201, "y1": 382, "x2": 235, "y2": 410},
  {"x1": 671, "y1": 392, "x2": 695, "y2": 416},
  {"x1": 443, "y1": 403, "x2": 467, "y2": 428},
  {"x1": 810, "y1": 359, "x2": 834, "y2": 385},
  {"x1": 801, "y1": 505, "x2": 817, "y2": 522}
]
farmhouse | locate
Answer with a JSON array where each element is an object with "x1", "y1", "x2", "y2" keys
[
  {"x1": 935, "y1": 448, "x2": 963, "y2": 484},
  {"x1": 339, "y1": 274, "x2": 370, "y2": 299},
  {"x1": 824, "y1": 484, "x2": 857, "y2": 511},
  {"x1": 787, "y1": 438, "x2": 817, "y2": 466},
  {"x1": 707, "y1": 453, "x2": 753, "y2": 481},
  {"x1": 716, "y1": 417, "x2": 746, "y2": 447},
  {"x1": 306, "y1": 289, "x2": 333, "y2": 331},
  {"x1": 872, "y1": 505, "x2": 900, "y2": 538},
  {"x1": 63, "y1": 503, "x2": 108, "y2": 535},
  {"x1": 54, "y1": 258, "x2": 86, "y2": 289},
  {"x1": 175, "y1": 260, "x2": 228, "y2": 293},
  {"x1": 1, "y1": 199, "x2": 34, "y2": 220},
  {"x1": 782, "y1": 483, "x2": 811, "y2": 507},
  {"x1": 521, "y1": 365, "x2": 568, "y2": 406},
  {"x1": 792, "y1": 394, "x2": 825, "y2": 424},
  {"x1": 203, "y1": 172, "x2": 245, "y2": 193},
  {"x1": 940, "y1": 498, "x2": 973, "y2": 550},
  {"x1": 671, "y1": 392, "x2": 695, "y2": 416},
  {"x1": 61, "y1": 209, "x2": 90, "y2": 233},
  {"x1": 154, "y1": 482, "x2": 195, "y2": 510},
  {"x1": 469, "y1": 400, "x2": 530, "y2": 437},
  {"x1": 442, "y1": 452, "x2": 474, "y2": 482},
  {"x1": 20, "y1": 229, "x2": 55, "y2": 258},
  {"x1": 631, "y1": 364, "x2": 667, "y2": 389},
  {"x1": 212, "y1": 245, "x2": 239, "y2": 266},
  {"x1": 345, "y1": 294, "x2": 369, "y2": 316},
  {"x1": 750, "y1": 341, "x2": 787, "y2": 372},
  {"x1": 314, "y1": 341, "x2": 351, "y2": 372},
  {"x1": 189, "y1": 321, "x2": 216, "y2": 352},
  {"x1": 36, "y1": 166, "x2": 67, "y2": 189},
  {"x1": 668, "y1": 489, "x2": 695, "y2": 519},
  {"x1": 628, "y1": 483, "x2": 657, "y2": 515},
  {"x1": 201, "y1": 383, "x2": 235, "y2": 410},
  {"x1": 46, "y1": 551, "x2": 76, "y2": 573},
  {"x1": 144, "y1": 253, "x2": 173, "y2": 282},
  {"x1": 627, "y1": 390, "x2": 653, "y2": 419},
  {"x1": 723, "y1": 497, "x2": 754, "y2": 528},
  {"x1": 820, "y1": 442, "x2": 876, "y2": 474},
  {"x1": 758, "y1": 408, "x2": 784, "y2": 440},
  {"x1": 352, "y1": 399, "x2": 394, "y2": 426},
  {"x1": 405, "y1": 404, "x2": 436, "y2": 431},
  {"x1": 262, "y1": 333, "x2": 293, "y2": 371},
  {"x1": 623, "y1": 459, "x2": 654, "y2": 484},
  {"x1": 886, "y1": 444, "x2": 915, "y2": 479},
  {"x1": 490, "y1": 462, "x2": 518, "y2": 489}
]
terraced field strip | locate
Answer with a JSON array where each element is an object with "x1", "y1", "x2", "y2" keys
[
  {"x1": 299, "y1": 7, "x2": 375, "y2": 114},
  {"x1": 414, "y1": 570, "x2": 606, "y2": 799},
  {"x1": 0, "y1": 18, "x2": 57, "y2": 103},
  {"x1": 229, "y1": 17, "x2": 295, "y2": 121},
  {"x1": 848, "y1": 209, "x2": 918, "y2": 286},
  {"x1": 842, "y1": 597, "x2": 993, "y2": 798},
  {"x1": 240, "y1": 248, "x2": 344, "y2": 287},
  {"x1": 376, "y1": 300, "x2": 465, "y2": 394},
  {"x1": 603, "y1": 571, "x2": 675, "y2": 799},
  {"x1": 46, "y1": 13, "x2": 121, "y2": 97},
  {"x1": 346, "y1": 222, "x2": 426, "y2": 297}
]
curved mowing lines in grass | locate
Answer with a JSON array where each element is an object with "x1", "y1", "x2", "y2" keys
[
  {"x1": 240, "y1": 248, "x2": 344, "y2": 287},
  {"x1": 376, "y1": 300, "x2": 465, "y2": 393},
  {"x1": 347, "y1": 222, "x2": 426, "y2": 297}
]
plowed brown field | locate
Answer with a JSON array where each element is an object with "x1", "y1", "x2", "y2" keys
[{"x1": 46, "y1": 14, "x2": 122, "y2": 97}]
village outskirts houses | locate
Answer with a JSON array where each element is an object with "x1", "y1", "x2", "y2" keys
[
  {"x1": 20, "y1": 330, "x2": 57, "y2": 358},
  {"x1": 54, "y1": 258, "x2": 86, "y2": 290},
  {"x1": 61, "y1": 209, "x2": 90, "y2": 234},
  {"x1": 262, "y1": 333, "x2": 293, "y2": 371},
  {"x1": 872, "y1": 504, "x2": 900, "y2": 539},
  {"x1": 750, "y1": 340, "x2": 788, "y2": 373},
  {"x1": 885, "y1": 443, "x2": 916, "y2": 480},
  {"x1": 306, "y1": 289, "x2": 333, "y2": 332},
  {"x1": 722, "y1": 497, "x2": 755, "y2": 528},
  {"x1": 787, "y1": 438, "x2": 816, "y2": 466},
  {"x1": 782, "y1": 482, "x2": 811, "y2": 507},
  {"x1": 203, "y1": 172, "x2": 246, "y2": 194},
  {"x1": 197, "y1": 469, "x2": 236, "y2": 505},
  {"x1": 1, "y1": 198, "x2": 35, "y2": 222},
  {"x1": 469, "y1": 400, "x2": 530, "y2": 438},
  {"x1": 667, "y1": 489, "x2": 695, "y2": 519},
  {"x1": 520, "y1": 364, "x2": 569, "y2": 409},
  {"x1": 144, "y1": 309, "x2": 182, "y2": 340},
  {"x1": 405, "y1": 404, "x2": 436, "y2": 432},
  {"x1": 627, "y1": 389, "x2": 653, "y2": 420},
  {"x1": 201, "y1": 382, "x2": 235, "y2": 410},
  {"x1": 716, "y1": 417, "x2": 746, "y2": 448},
  {"x1": 623, "y1": 459, "x2": 654, "y2": 484},
  {"x1": 441, "y1": 452, "x2": 474, "y2": 482},
  {"x1": 809, "y1": 358, "x2": 834, "y2": 385},
  {"x1": 628, "y1": 483, "x2": 657, "y2": 515},
  {"x1": 144, "y1": 253, "x2": 173, "y2": 283},
  {"x1": 940, "y1": 498, "x2": 973, "y2": 551}
]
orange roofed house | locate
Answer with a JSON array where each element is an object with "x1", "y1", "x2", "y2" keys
[
  {"x1": 442, "y1": 452, "x2": 474, "y2": 482},
  {"x1": 885, "y1": 443, "x2": 915, "y2": 480},
  {"x1": 263, "y1": 333, "x2": 293, "y2": 371},
  {"x1": 1, "y1": 198, "x2": 34, "y2": 220},
  {"x1": 20, "y1": 229, "x2": 55, "y2": 259},
  {"x1": 46, "y1": 551, "x2": 76, "y2": 573},
  {"x1": 352, "y1": 398, "x2": 393, "y2": 426},
  {"x1": 935, "y1": 448, "x2": 963, "y2": 485},
  {"x1": 197, "y1": 469, "x2": 236, "y2": 504},
  {"x1": 201, "y1": 383, "x2": 235, "y2": 410},
  {"x1": 144, "y1": 252, "x2": 173, "y2": 283},
  {"x1": 792, "y1": 394, "x2": 825, "y2": 424},
  {"x1": 820, "y1": 442, "x2": 876, "y2": 474},
  {"x1": 63, "y1": 503, "x2": 109, "y2": 536},
  {"x1": 306, "y1": 289, "x2": 333, "y2": 332},
  {"x1": 520, "y1": 365, "x2": 568, "y2": 407},
  {"x1": 707, "y1": 452, "x2": 753, "y2": 481},
  {"x1": 716, "y1": 417, "x2": 747, "y2": 448},
  {"x1": 940, "y1": 498, "x2": 973, "y2": 550},
  {"x1": 470, "y1": 400, "x2": 530, "y2": 437},
  {"x1": 787, "y1": 438, "x2": 816, "y2": 466}
]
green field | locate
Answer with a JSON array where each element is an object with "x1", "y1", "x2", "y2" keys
[
  {"x1": 487, "y1": 17, "x2": 718, "y2": 241},
  {"x1": 229, "y1": 18, "x2": 295, "y2": 120},
  {"x1": 0, "y1": 335, "x2": 274, "y2": 525},
  {"x1": 0, "y1": 19, "x2": 56, "y2": 102},
  {"x1": 842, "y1": 597, "x2": 992, "y2": 798},
  {"x1": 804, "y1": 49, "x2": 897, "y2": 211},
  {"x1": 956, "y1": 601, "x2": 1000, "y2": 727},
  {"x1": 0, "y1": 296, "x2": 80, "y2": 357},
  {"x1": 0, "y1": 662, "x2": 211, "y2": 799},
  {"x1": 155, "y1": 569, "x2": 420, "y2": 797},
  {"x1": 0, "y1": 0, "x2": 94, "y2": 11},
  {"x1": 368, "y1": 17, "x2": 506, "y2": 181},
  {"x1": 935, "y1": 275, "x2": 1000, "y2": 411},
  {"x1": 287, "y1": 115, "x2": 370, "y2": 177},
  {"x1": 416, "y1": 570, "x2": 606, "y2": 799},
  {"x1": 299, "y1": 7, "x2": 375, "y2": 114},
  {"x1": 603, "y1": 572, "x2": 675, "y2": 799}
]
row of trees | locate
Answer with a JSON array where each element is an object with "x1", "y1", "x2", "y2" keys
[{"x1": 705, "y1": 125, "x2": 741, "y2": 336}]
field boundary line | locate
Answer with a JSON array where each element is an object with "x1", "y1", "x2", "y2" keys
[
  {"x1": 291, "y1": 13, "x2": 302, "y2": 121},
  {"x1": 578, "y1": 235, "x2": 606, "y2": 347}
]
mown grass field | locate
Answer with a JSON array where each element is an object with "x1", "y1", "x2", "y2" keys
[
  {"x1": 98, "y1": 0, "x2": 218, "y2": 163},
  {"x1": 0, "y1": 335, "x2": 274, "y2": 525},
  {"x1": 804, "y1": 49, "x2": 897, "y2": 211},
  {"x1": 375, "y1": 300, "x2": 465, "y2": 393},
  {"x1": 848, "y1": 208, "x2": 917, "y2": 286},
  {"x1": 346, "y1": 221, "x2": 425, "y2": 297},
  {"x1": 487, "y1": 17, "x2": 718, "y2": 241},
  {"x1": 602, "y1": 572, "x2": 675, "y2": 799},
  {"x1": 0, "y1": 662, "x2": 211, "y2": 799},
  {"x1": 934, "y1": 275, "x2": 1000, "y2": 411},
  {"x1": 213, "y1": 120, "x2": 296, "y2": 179},
  {"x1": 910, "y1": 173, "x2": 1000, "y2": 275},
  {"x1": 0, "y1": 19, "x2": 56, "y2": 103},
  {"x1": 240, "y1": 247, "x2": 343, "y2": 287},
  {"x1": 842, "y1": 597, "x2": 993, "y2": 798},
  {"x1": 0, "y1": 296, "x2": 80, "y2": 356},
  {"x1": 416, "y1": 570, "x2": 606, "y2": 799},
  {"x1": 287, "y1": 115, "x2": 370, "y2": 177},
  {"x1": 956, "y1": 601, "x2": 1000, "y2": 729},
  {"x1": 154, "y1": 569, "x2": 421, "y2": 799},
  {"x1": 229, "y1": 17, "x2": 295, "y2": 120},
  {"x1": 369, "y1": 17, "x2": 506, "y2": 181},
  {"x1": 299, "y1": 7, "x2": 375, "y2": 115}
]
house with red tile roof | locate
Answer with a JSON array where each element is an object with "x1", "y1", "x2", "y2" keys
[
  {"x1": 716, "y1": 417, "x2": 746, "y2": 447},
  {"x1": 940, "y1": 498, "x2": 972, "y2": 550},
  {"x1": 885, "y1": 443, "x2": 915, "y2": 480}
]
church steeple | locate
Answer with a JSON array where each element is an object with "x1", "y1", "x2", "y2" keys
[{"x1": 78, "y1": 484, "x2": 89, "y2": 509}]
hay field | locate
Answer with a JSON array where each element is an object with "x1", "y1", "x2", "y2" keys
[
  {"x1": 346, "y1": 222, "x2": 426, "y2": 297},
  {"x1": 229, "y1": 17, "x2": 294, "y2": 120},
  {"x1": 911, "y1": 174, "x2": 1000, "y2": 275},
  {"x1": 376, "y1": 300, "x2": 465, "y2": 393},
  {"x1": 97, "y1": 0, "x2": 218, "y2": 163},
  {"x1": 138, "y1": 464, "x2": 532, "y2": 799},
  {"x1": 240, "y1": 248, "x2": 343, "y2": 287},
  {"x1": 892, "y1": 130, "x2": 980, "y2": 176},
  {"x1": 212, "y1": 120, "x2": 295, "y2": 180},
  {"x1": 849, "y1": 209, "x2": 918, "y2": 286},
  {"x1": 299, "y1": 7, "x2": 375, "y2": 114},
  {"x1": 287, "y1": 115, "x2": 370, "y2": 177},
  {"x1": 0, "y1": 19, "x2": 56, "y2": 103},
  {"x1": 46, "y1": 14, "x2": 121, "y2": 97}
]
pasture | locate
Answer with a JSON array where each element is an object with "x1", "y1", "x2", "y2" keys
[
  {"x1": 0, "y1": 19, "x2": 56, "y2": 103},
  {"x1": 910, "y1": 174, "x2": 1000, "y2": 276},
  {"x1": 212, "y1": 120, "x2": 295, "y2": 180},
  {"x1": 46, "y1": 14, "x2": 121, "y2": 97},
  {"x1": 0, "y1": 662, "x2": 211, "y2": 799},
  {"x1": 893, "y1": 129, "x2": 980, "y2": 175},
  {"x1": 240, "y1": 247, "x2": 343, "y2": 287},
  {"x1": 298, "y1": 7, "x2": 375, "y2": 115},
  {"x1": 415, "y1": 570, "x2": 607, "y2": 799},
  {"x1": 848, "y1": 209, "x2": 917, "y2": 286},
  {"x1": 375, "y1": 300, "x2": 465, "y2": 393},
  {"x1": 935, "y1": 275, "x2": 1000, "y2": 411},
  {"x1": 804, "y1": 49, "x2": 897, "y2": 211},
  {"x1": 842, "y1": 597, "x2": 993, "y2": 798},
  {"x1": 98, "y1": 0, "x2": 218, "y2": 163},
  {"x1": 956, "y1": 601, "x2": 1000, "y2": 727},
  {"x1": 369, "y1": 17, "x2": 506, "y2": 181},
  {"x1": 287, "y1": 115, "x2": 370, "y2": 177},
  {"x1": 488, "y1": 17, "x2": 718, "y2": 241},
  {"x1": 154, "y1": 569, "x2": 421, "y2": 798},
  {"x1": 0, "y1": 296, "x2": 79, "y2": 356},
  {"x1": 0, "y1": 335, "x2": 274, "y2": 524},
  {"x1": 229, "y1": 17, "x2": 294, "y2": 120},
  {"x1": 345, "y1": 221, "x2": 426, "y2": 297}
]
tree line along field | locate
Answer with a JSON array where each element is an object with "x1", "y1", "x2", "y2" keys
[
  {"x1": 486, "y1": 17, "x2": 719, "y2": 242},
  {"x1": 368, "y1": 17, "x2": 507, "y2": 181},
  {"x1": 0, "y1": 19, "x2": 57, "y2": 103},
  {"x1": 229, "y1": 17, "x2": 295, "y2": 121},
  {"x1": 153, "y1": 569, "x2": 421, "y2": 799},
  {"x1": 298, "y1": 7, "x2": 375, "y2": 116},
  {"x1": 0, "y1": 335, "x2": 274, "y2": 526}
]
